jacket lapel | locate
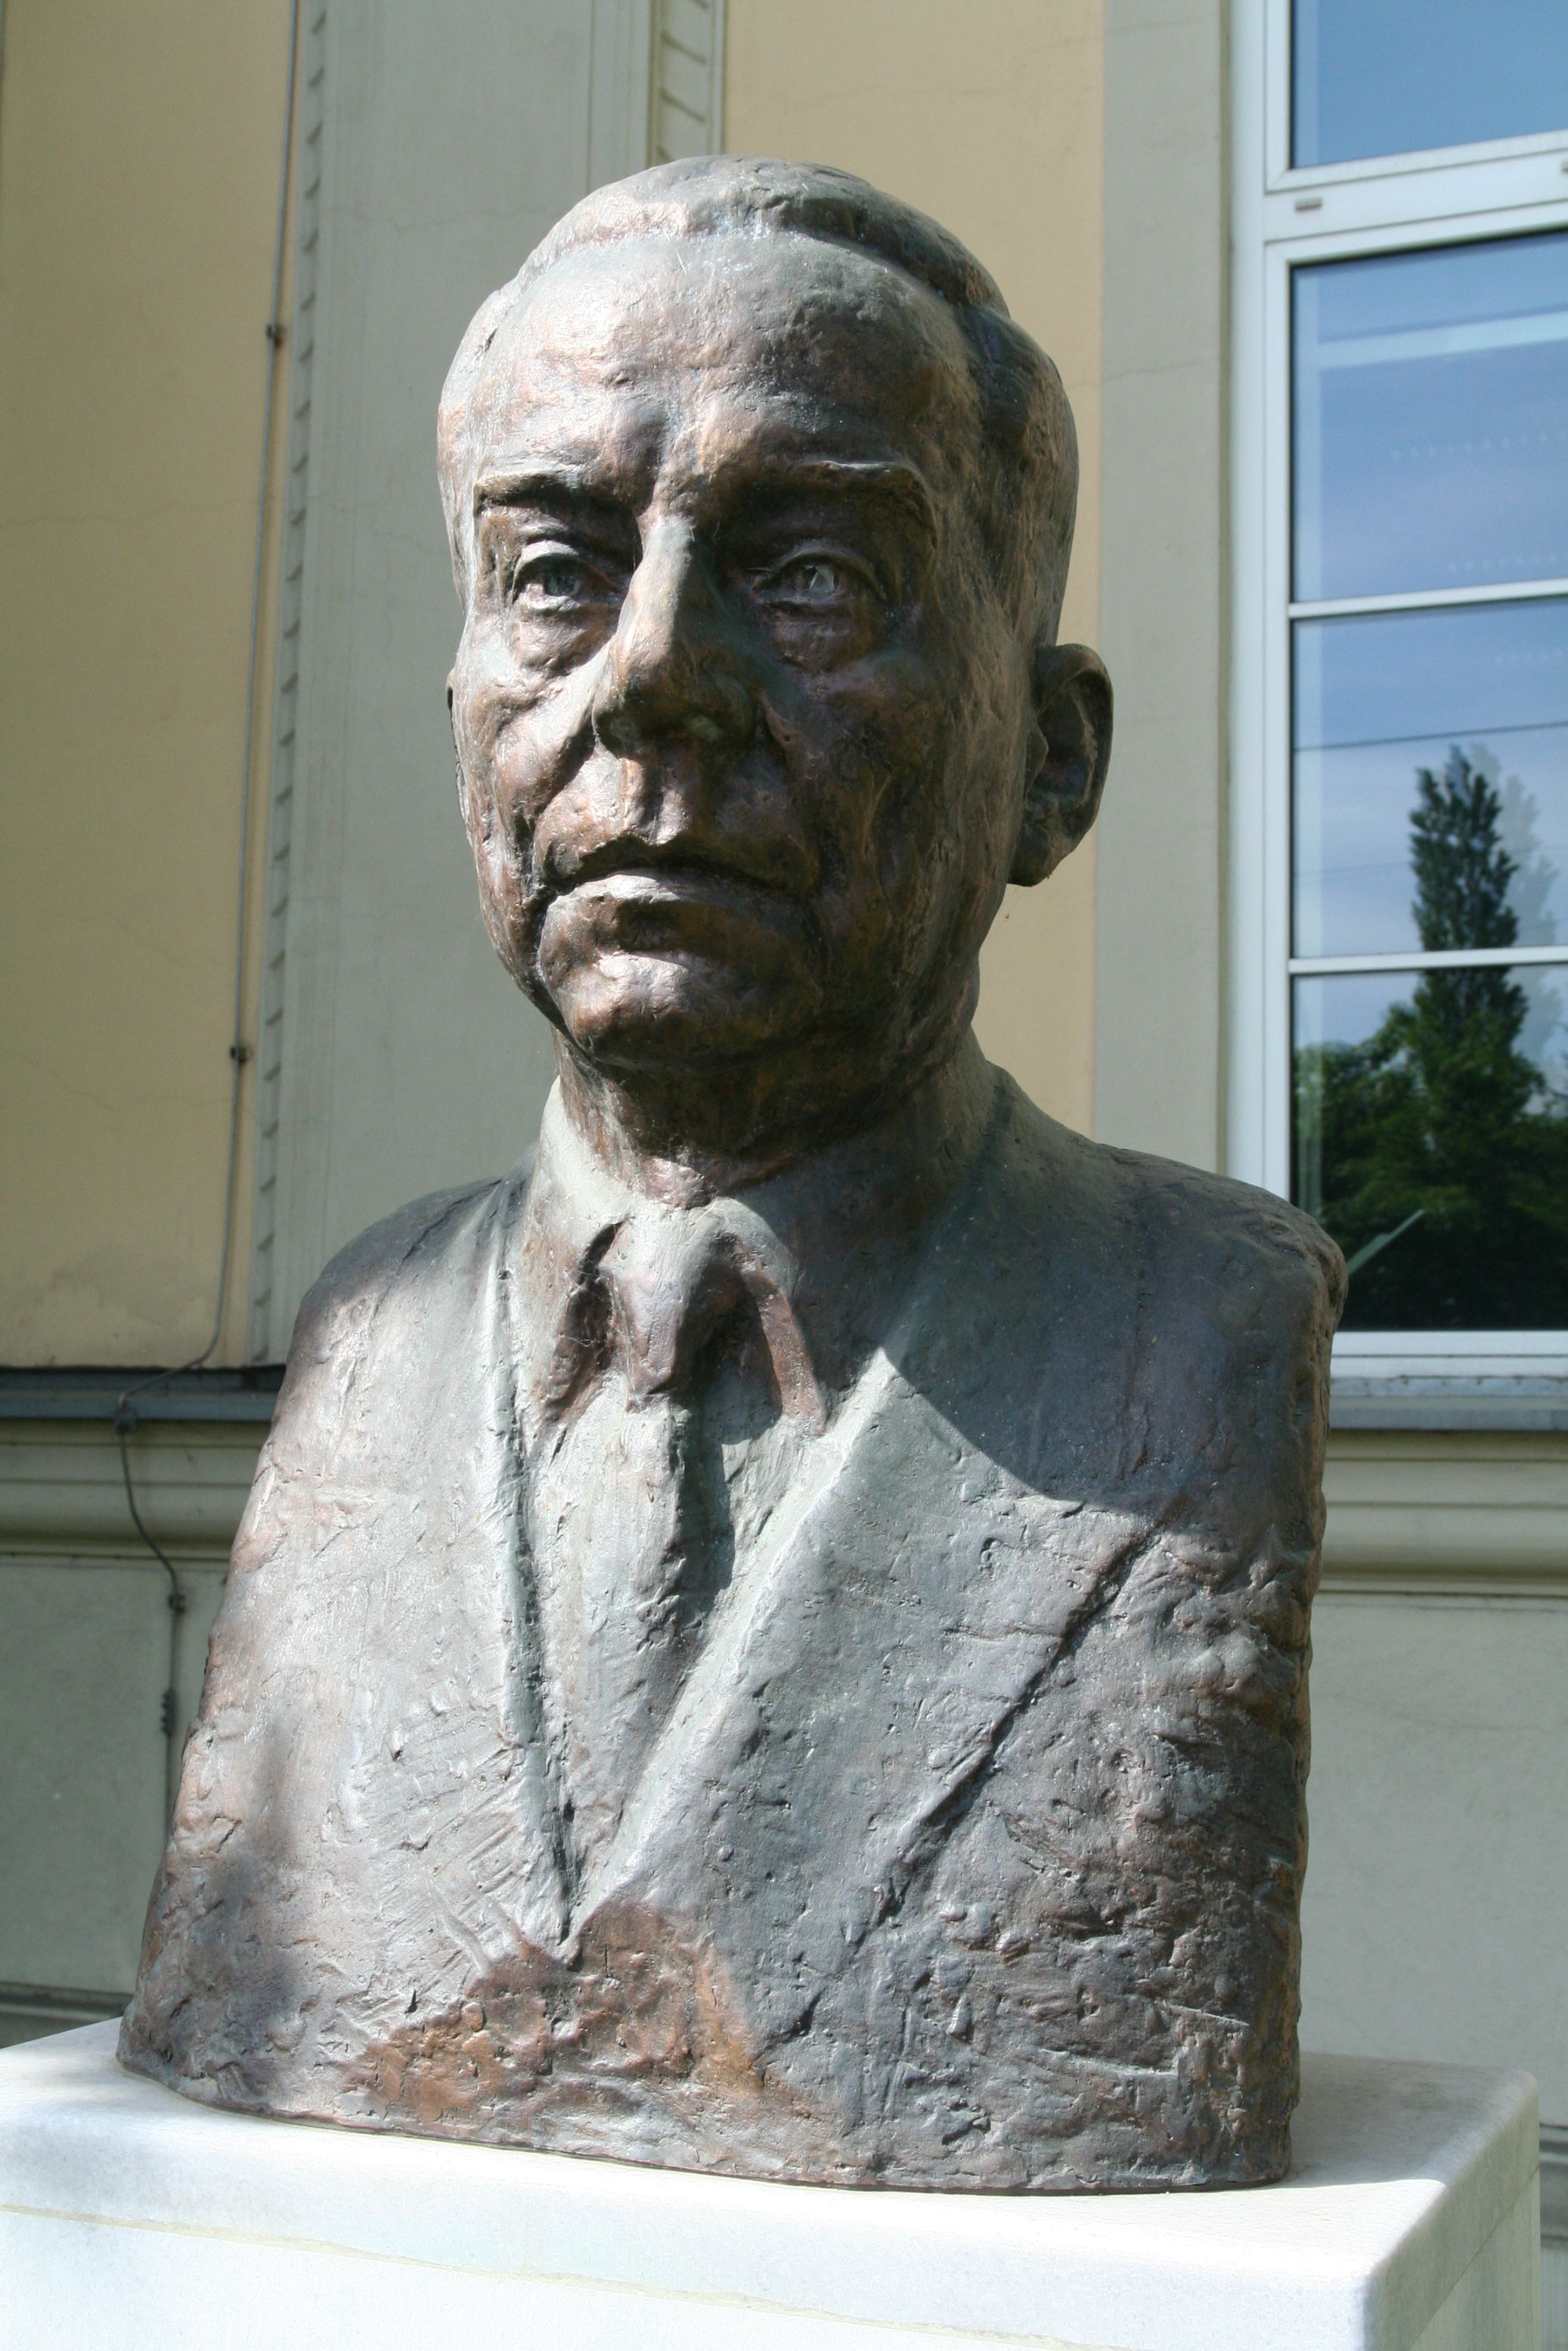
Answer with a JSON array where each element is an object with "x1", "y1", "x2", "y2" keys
[{"x1": 568, "y1": 1103, "x2": 1151, "y2": 2034}]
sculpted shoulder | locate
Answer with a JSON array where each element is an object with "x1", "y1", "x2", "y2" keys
[
  {"x1": 1093, "y1": 1124, "x2": 1343, "y2": 1344},
  {"x1": 990, "y1": 1077, "x2": 1344, "y2": 1358},
  {"x1": 918, "y1": 1079, "x2": 1345, "y2": 1524},
  {"x1": 266, "y1": 1162, "x2": 533, "y2": 1470}
]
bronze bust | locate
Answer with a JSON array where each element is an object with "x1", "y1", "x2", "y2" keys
[{"x1": 121, "y1": 158, "x2": 1342, "y2": 2191}]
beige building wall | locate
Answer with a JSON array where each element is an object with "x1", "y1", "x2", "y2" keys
[
  {"x1": 0, "y1": 0, "x2": 294, "y2": 1367},
  {"x1": 726, "y1": 0, "x2": 1105, "y2": 1135}
]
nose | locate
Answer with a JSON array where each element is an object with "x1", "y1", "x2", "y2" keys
[{"x1": 591, "y1": 521, "x2": 756, "y2": 757}]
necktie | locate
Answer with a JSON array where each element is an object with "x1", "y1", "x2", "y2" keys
[{"x1": 526, "y1": 1200, "x2": 822, "y2": 1879}]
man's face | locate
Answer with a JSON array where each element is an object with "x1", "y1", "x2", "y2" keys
[{"x1": 448, "y1": 231, "x2": 1037, "y2": 1086}]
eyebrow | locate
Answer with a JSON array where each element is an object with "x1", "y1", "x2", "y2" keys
[
  {"x1": 472, "y1": 455, "x2": 938, "y2": 538},
  {"x1": 474, "y1": 464, "x2": 615, "y2": 513}
]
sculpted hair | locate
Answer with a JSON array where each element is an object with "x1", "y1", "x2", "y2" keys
[{"x1": 438, "y1": 156, "x2": 1078, "y2": 637}]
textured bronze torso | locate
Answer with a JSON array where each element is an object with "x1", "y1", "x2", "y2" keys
[{"x1": 123, "y1": 1079, "x2": 1337, "y2": 2188}]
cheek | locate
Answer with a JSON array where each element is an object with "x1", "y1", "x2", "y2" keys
[
  {"x1": 799, "y1": 641, "x2": 1021, "y2": 987},
  {"x1": 793, "y1": 662, "x2": 958, "y2": 896},
  {"x1": 454, "y1": 624, "x2": 593, "y2": 837}
]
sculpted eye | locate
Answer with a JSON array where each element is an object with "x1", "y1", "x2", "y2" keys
[
  {"x1": 790, "y1": 559, "x2": 847, "y2": 600},
  {"x1": 515, "y1": 550, "x2": 590, "y2": 608},
  {"x1": 741, "y1": 542, "x2": 888, "y2": 665},
  {"x1": 769, "y1": 555, "x2": 857, "y2": 606}
]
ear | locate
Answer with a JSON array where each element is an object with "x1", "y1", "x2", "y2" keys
[
  {"x1": 449, "y1": 676, "x2": 492, "y2": 864},
  {"x1": 448, "y1": 673, "x2": 472, "y2": 820},
  {"x1": 1010, "y1": 642, "x2": 1113, "y2": 887}
]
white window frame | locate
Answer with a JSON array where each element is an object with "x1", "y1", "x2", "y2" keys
[{"x1": 1231, "y1": 0, "x2": 1568, "y2": 1389}]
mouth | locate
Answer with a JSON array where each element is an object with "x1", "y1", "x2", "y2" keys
[
  {"x1": 549, "y1": 840, "x2": 798, "y2": 907},
  {"x1": 538, "y1": 838, "x2": 814, "y2": 987}
]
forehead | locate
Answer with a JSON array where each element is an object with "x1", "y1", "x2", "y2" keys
[{"x1": 466, "y1": 229, "x2": 982, "y2": 494}]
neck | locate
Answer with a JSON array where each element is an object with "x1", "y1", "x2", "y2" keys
[
  {"x1": 544, "y1": 1027, "x2": 998, "y2": 1388},
  {"x1": 553, "y1": 1026, "x2": 986, "y2": 1200}
]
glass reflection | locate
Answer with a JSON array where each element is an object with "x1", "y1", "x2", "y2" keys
[
  {"x1": 1293, "y1": 600, "x2": 1568, "y2": 957},
  {"x1": 1294, "y1": 961, "x2": 1568, "y2": 1326},
  {"x1": 1294, "y1": 232, "x2": 1568, "y2": 602},
  {"x1": 1294, "y1": 682, "x2": 1568, "y2": 1327},
  {"x1": 1293, "y1": 0, "x2": 1568, "y2": 169}
]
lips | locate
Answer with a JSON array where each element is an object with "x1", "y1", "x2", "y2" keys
[
  {"x1": 547, "y1": 839, "x2": 800, "y2": 907},
  {"x1": 536, "y1": 855, "x2": 817, "y2": 1021},
  {"x1": 556, "y1": 869, "x2": 805, "y2": 956}
]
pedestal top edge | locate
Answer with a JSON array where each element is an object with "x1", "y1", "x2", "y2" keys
[{"x1": 0, "y1": 2023, "x2": 1539, "y2": 2351}]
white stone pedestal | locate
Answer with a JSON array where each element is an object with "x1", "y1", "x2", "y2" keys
[{"x1": 0, "y1": 2024, "x2": 1539, "y2": 2351}]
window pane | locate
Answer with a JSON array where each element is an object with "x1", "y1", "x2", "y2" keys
[
  {"x1": 1293, "y1": 965, "x2": 1568, "y2": 1328},
  {"x1": 1294, "y1": 600, "x2": 1568, "y2": 957},
  {"x1": 1293, "y1": 0, "x2": 1568, "y2": 168},
  {"x1": 1293, "y1": 233, "x2": 1568, "y2": 602}
]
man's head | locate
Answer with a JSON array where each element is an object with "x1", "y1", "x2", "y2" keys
[{"x1": 440, "y1": 157, "x2": 1111, "y2": 1150}]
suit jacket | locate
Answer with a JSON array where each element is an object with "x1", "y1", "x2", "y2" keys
[{"x1": 121, "y1": 1072, "x2": 1342, "y2": 2191}]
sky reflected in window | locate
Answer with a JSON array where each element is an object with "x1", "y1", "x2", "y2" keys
[
  {"x1": 1294, "y1": 233, "x2": 1568, "y2": 602},
  {"x1": 1293, "y1": 0, "x2": 1568, "y2": 167}
]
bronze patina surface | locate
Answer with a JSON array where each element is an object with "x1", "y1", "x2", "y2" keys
[{"x1": 121, "y1": 158, "x2": 1343, "y2": 2191}]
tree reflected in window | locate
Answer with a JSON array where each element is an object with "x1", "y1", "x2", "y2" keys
[{"x1": 1294, "y1": 748, "x2": 1568, "y2": 1327}]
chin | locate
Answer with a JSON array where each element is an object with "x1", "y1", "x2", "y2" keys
[{"x1": 549, "y1": 952, "x2": 820, "y2": 1070}]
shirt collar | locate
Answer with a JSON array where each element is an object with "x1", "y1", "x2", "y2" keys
[{"x1": 509, "y1": 1037, "x2": 999, "y2": 1421}]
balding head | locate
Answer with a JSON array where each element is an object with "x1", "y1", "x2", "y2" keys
[{"x1": 438, "y1": 156, "x2": 1078, "y2": 640}]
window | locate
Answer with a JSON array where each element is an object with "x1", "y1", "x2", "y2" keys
[
  {"x1": 1232, "y1": 2, "x2": 1568, "y2": 1390},
  {"x1": 1293, "y1": 0, "x2": 1568, "y2": 170}
]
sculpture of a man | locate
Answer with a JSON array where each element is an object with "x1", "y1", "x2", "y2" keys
[{"x1": 122, "y1": 158, "x2": 1342, "y2": 2191}]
